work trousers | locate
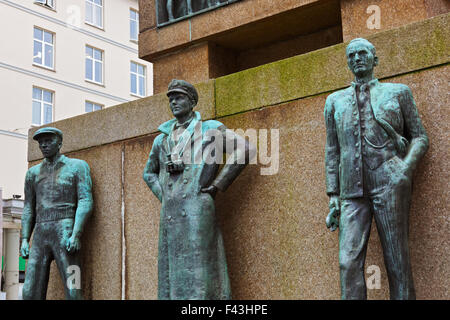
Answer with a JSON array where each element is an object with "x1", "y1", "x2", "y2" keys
[
  {"x1": 339, "y1": 155, "x2": 416, "y2": 300},
  {"x1": 22, "y1": 218, "x2": 82, "y2": 300}
]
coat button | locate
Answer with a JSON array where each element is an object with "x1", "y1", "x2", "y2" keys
[
  {"x1": 168, "y1": 182, "x2": 173, "y2": 187},
  {"x1": 167, "y1": 215, "x2": 172, "y2": 221},
  {"x1": 183, "y1": 179, "x2": 188, "y2": 184},
  {"x1": 355, "y1": 153, "x2": 360, "y2": 158},
  {"x1": 182, "y1": 194, "x2": 186, "y2": 199},
  {"x1": 352, "y1": 100, "x2": 356, "y2": 105},
  {"x1": 181, "y1": 210, "x2": 186, "y2": 217},
  {"x1": 184, "y1": 167, "x2": 189, "y2": 171},
  {"x1": 354, "y1": 131, "x2": 358, "y2": 136}
]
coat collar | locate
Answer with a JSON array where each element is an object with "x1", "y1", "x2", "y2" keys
[{"x1": 158, "y1": 111, "x2": 202, "y2": 135}]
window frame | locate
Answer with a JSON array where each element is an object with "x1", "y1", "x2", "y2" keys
[
  {"x1": 130, "y1": 8, "x2": 139, "y2": 43},
  {"x1": 85, "y1": 100, "x2": 104, "y2": 113},
  {"x1": 34, "y1": 0, "x2": 56, "y2": 11},
  {"x1": 32, "y1": 86, "x2": 54, "y2": 126},
  {"x1": 130, "y1": 61, "x2": 146, "y2": 98},
  {"x1": 85, "y1": 0, "x2": 104, "y2": 30},
  {"x1": 85, "y1": 45, "x2": 104, "y2": 86},
  {"x1": 33, "y1": 26, "x2": 55, "y2": 71}
]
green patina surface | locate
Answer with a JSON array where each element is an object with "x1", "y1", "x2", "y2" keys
[{"x1": 215, "y1": 13, "x2": 449, "y2": 118}]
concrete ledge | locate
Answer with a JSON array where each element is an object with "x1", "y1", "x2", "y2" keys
[
  {"x1": 215, "y1": 13, "x2": 450, "y2": 117},
  {"x1": 28, "y1": 80, "x2": 215, "y2": 161}
]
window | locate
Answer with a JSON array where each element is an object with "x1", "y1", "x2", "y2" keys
[
  {"x1": 32, "y1": 87, "x2": 53, "y2": 126},
  {"x1": 130, "y1": 62, "x2": 146, "y2": 97},
  {"x1": 34, "y1": 0, "x2": 55, "y2": 9},
  {"x1": 33, "y1": 27, "x2": 54, "y2": 69},
  {"x1": 85, "y1": 0, "x2": 103, "y2": 29},
  {"x1": 85, "y1": 46, "x2": 103, "y2": 84},
  {"x1": 130, "y1": 9, "x2": 139, "y2": 42},
  {"x1": 85, "y1": 101, "x2": 103, "y2": 113}
]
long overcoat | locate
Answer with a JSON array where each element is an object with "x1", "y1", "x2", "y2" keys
[{"x1": 143, "y1": 111, "x2": 250, "y2": 299}]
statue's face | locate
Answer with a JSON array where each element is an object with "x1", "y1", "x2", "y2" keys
[
  {"x1": 346, "y1": 41, "x2": 378, "y2": 76},
  {"x1": 169, "y1": 92, "x2": 193, "y2": 119},
  {"x1": 37, "y1": 133, "x2": 61, "y2": 159}
]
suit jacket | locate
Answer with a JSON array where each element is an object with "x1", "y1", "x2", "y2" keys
[{"x1": 324, "y1": 79, "x2": 429, "y2": 199}]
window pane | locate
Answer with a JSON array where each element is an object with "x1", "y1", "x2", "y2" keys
[
  {"x1": 86, "y1": 46, "x2": 93, "y2": 58},
  {"x1": 94, "y1": 104, "x2": 102, "y2": 111},
  {"x1": 95, "y1": 6, "x2": 102, "y2": 27},
  {"x1": 43, "y1": 90, "x2": 52, "y2": 103},
  {"x1": 85, "y1": 102, "x2": 93, "y2": 112},
  {"x1": 94, "y1": 0, "x2": 102, "y2": 5},
  {"x1": 33, "y1": 87, "x2": 42, "y2": 100},
  {"x1": 33, "y1": 41, "x2": 42, "y2": 64},
  {"x1": 85, "y1": 58, "x2": 93, "y2": 80},
  {"x1": 44, "y1": 44, "x2": 53, "y2": 68},
  {"x1": 130, "y1": 62, "x2": 137, "y2": 73},
  {"x1": 86, "y1": 2, "x2": 93, "y2": 23},
  {"x1": 130, "y1": 21, "x2": 137, "y2": 40},
  {"x1": 131, "y1": 74, "x2": 137, "y2": 94},
  {"x1": 94, "y1": 49, "x2": 102, "y2": 61},
  {"x1": 94, "y1": 61, "x2": 102, "y2": 83},
  {"x1": 44, "y1": 104, "x2": 52, "y2": 124},
  {"x1": 44, "y1": 31, "x2": 53, "y2": 44},
  {"x1": 34, "y1": 28, "x2": 43, "y2": 40},
  {"x1": 32, "y1": 101, "x2": 41, "y2": 125},
  {"x1": 138, "y1": 65, "x2": 145, "y2": 76},
  {"x1": 139, "y1": 76, "x2": 145, "y2": 96}
]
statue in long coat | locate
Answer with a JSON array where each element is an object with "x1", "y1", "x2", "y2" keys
[{"x1": 143, "y1": 79, "x2": 255, "y2": 299}]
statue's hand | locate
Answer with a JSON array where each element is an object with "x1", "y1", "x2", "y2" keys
[
  {"x1": 201, "y1": 185, "x2": 218, "y2": 199},
  {"x1": 20, "y1": 239, "x2": 30, "y2": 259},
  {"x1": 66, "y1": 235, "x2": 81, "y2": 253},
  {"x1": 326, "y1": 196, "x2": 340, "y2": 232}
]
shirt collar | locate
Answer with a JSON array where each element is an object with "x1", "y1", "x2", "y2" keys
[
  {"x1": 351, "y1": 78, "x2": 379, "y2": 89},
  {"x1": 42, "y1": 154, "x2": 67, "y2": 166}
]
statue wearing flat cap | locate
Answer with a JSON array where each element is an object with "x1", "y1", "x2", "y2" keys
[
  {"x1": 143, "y1": 79, "x2": 256, "y2": 300},
  {"x1": 21, "y1": 127, "x2": 93, "y2": 299}
]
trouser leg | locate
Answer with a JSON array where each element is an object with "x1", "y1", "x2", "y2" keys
[
  {"x1": 339, "y1": 198, "x2": 372, "y2": 300},
  {"x1": 371, "y1": 176, "x2": 415, "y2": 300},
  {"x1": 22, "y1": 230, "x2": 52, "y2": 300},
  {"x1": 52, "y1": 220, "x2": 83, "y2": 300}
]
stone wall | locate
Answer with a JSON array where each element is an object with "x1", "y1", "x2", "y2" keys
[{"x1": 28, "y1": 14, "x2": 449, "y2": 299}]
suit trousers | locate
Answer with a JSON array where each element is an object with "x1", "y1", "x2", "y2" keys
[{"x1": 338, "y1": 156, "x2": 416, "y2": 300}]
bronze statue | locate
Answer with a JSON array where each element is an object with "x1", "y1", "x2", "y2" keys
[
  {"x1": 324, "y1": 38, "x2": 429, "y2": 299},
  {"x1": 21, "y1": 127, "x2": 93, "y2": 299},
  {"x1": 143, "y1": 79, "x2": 255, "y2": 299}
]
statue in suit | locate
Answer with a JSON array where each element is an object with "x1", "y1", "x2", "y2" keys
[{"x1": 324, "y1": 38, "x2": 429, "y2": 299}]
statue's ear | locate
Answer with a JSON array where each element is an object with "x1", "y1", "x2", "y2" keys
[{"x1": 374, "y1": 56, "x2": 379, "y2": 67}]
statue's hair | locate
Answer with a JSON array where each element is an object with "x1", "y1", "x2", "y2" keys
[{"x1": 346, "y1": 38, "x2": 376, "y2": 56}]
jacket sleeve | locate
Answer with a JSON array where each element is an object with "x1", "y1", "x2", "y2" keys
[
  {"x1": 400, "y1": 85, "x2": 429, "y2": 171},
  {"x1": 212, "y1": 125, "x2": 256, "y2": 191},
  {"x1": 324, "y1": 95, "x2": 340, "y2": 196},
  {"x1": 71, "y1": 160, "x2": 94, "y2": 238},
  {"x1": 21, "y1": 169, "x2": 36, "y2": 240},
  {"x1": 143, "y1": 135, "x2": 163, "y2": 202}
]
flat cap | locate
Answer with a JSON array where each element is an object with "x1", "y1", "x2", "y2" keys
[
  {"x1": 33, "y1": 127, "x2": 63, "y2": 141},
  {"x1": 167, "y1": 79, "x2": 198, "y2": 106}
]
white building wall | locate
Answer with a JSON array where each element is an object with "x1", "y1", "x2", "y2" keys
[{"x1": 0, "y1": 0, "x2": 153, "y2": 199}]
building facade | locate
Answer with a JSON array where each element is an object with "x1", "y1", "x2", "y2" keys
[{"x1": 0, "y1": 0, "x2": 153, "y2": 199}]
